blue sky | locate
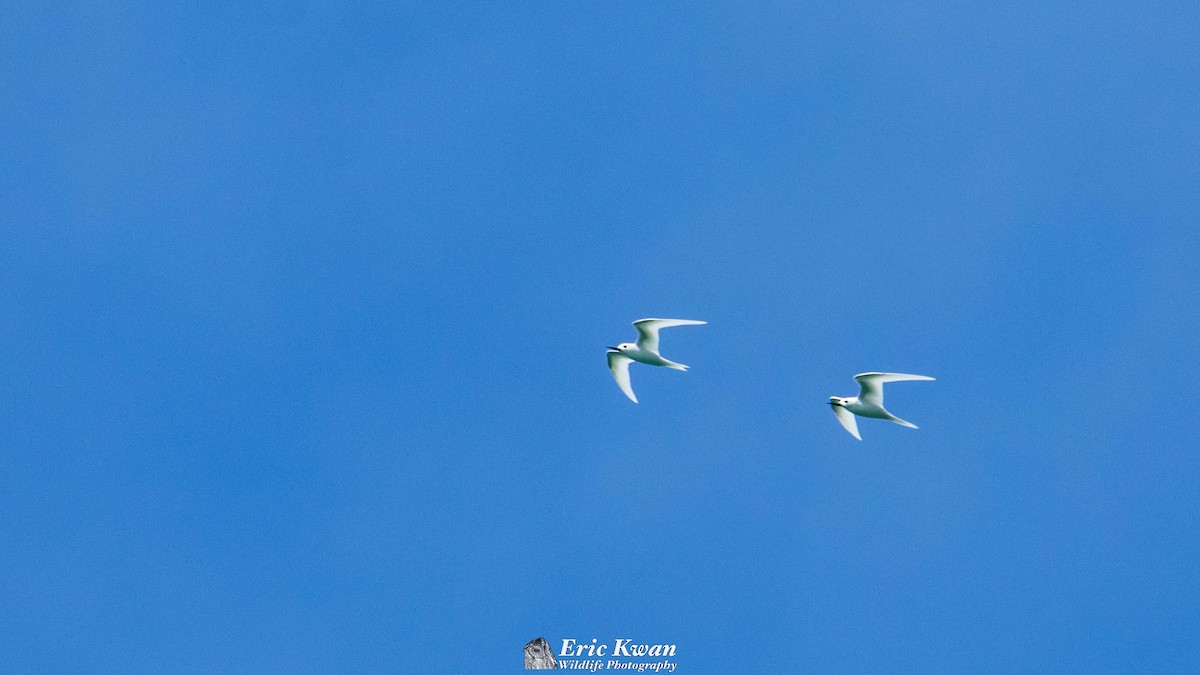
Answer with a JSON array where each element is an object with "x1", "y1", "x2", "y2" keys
[{"x1": 3, "y1": 1, "x2": 1199, "y2": 672}]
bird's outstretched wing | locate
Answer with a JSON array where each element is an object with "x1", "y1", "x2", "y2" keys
[
  {"x1": 632, "y1": 318, "x2": 706, "y2": 354},
  {"x1": 832, "y1": 405, "x2": 862, "y2": 440},
  {"x1": 607, "y1": 350, "x2": 638, "y2": 403},
  {"x1": 854, "y1": 372, "x2": 935, "y2": 406}
]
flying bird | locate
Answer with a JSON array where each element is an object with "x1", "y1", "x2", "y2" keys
[
  {"x1": 829, "y1": 372, "x2": 935, "y2": 440},
  {"x1": 607, "y1": 318, "x2": 706, "y2": 403}
]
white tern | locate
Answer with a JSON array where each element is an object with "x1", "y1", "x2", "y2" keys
[
  {"x1": 606, "y1": 318, "x2": 706, "y2": 403},
  {"x1": 829, "y1": 372, "x2": 935, "y2": 440}
]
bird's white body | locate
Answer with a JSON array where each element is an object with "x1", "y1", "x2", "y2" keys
[
  {"x1": 829, "y1": 372, "x2": 935, "y2": 440},
  {"x1": 840, "y1": 398, "x2": 902, "y2": 420},
  {"x1": 607, "y1": 318, "x2": 706, "y2": 403},
  {"x1": 619, "y1": 348, "x2": 686, "y2": 369}
]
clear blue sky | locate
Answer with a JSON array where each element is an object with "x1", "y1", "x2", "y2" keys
[{"x1": 3, "y1": 2, "x2": 1199, "y2": 672}]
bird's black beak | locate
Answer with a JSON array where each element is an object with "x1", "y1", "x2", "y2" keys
[{"x1": 607, "y1": 346, "x2": 620, "y2": 351}]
